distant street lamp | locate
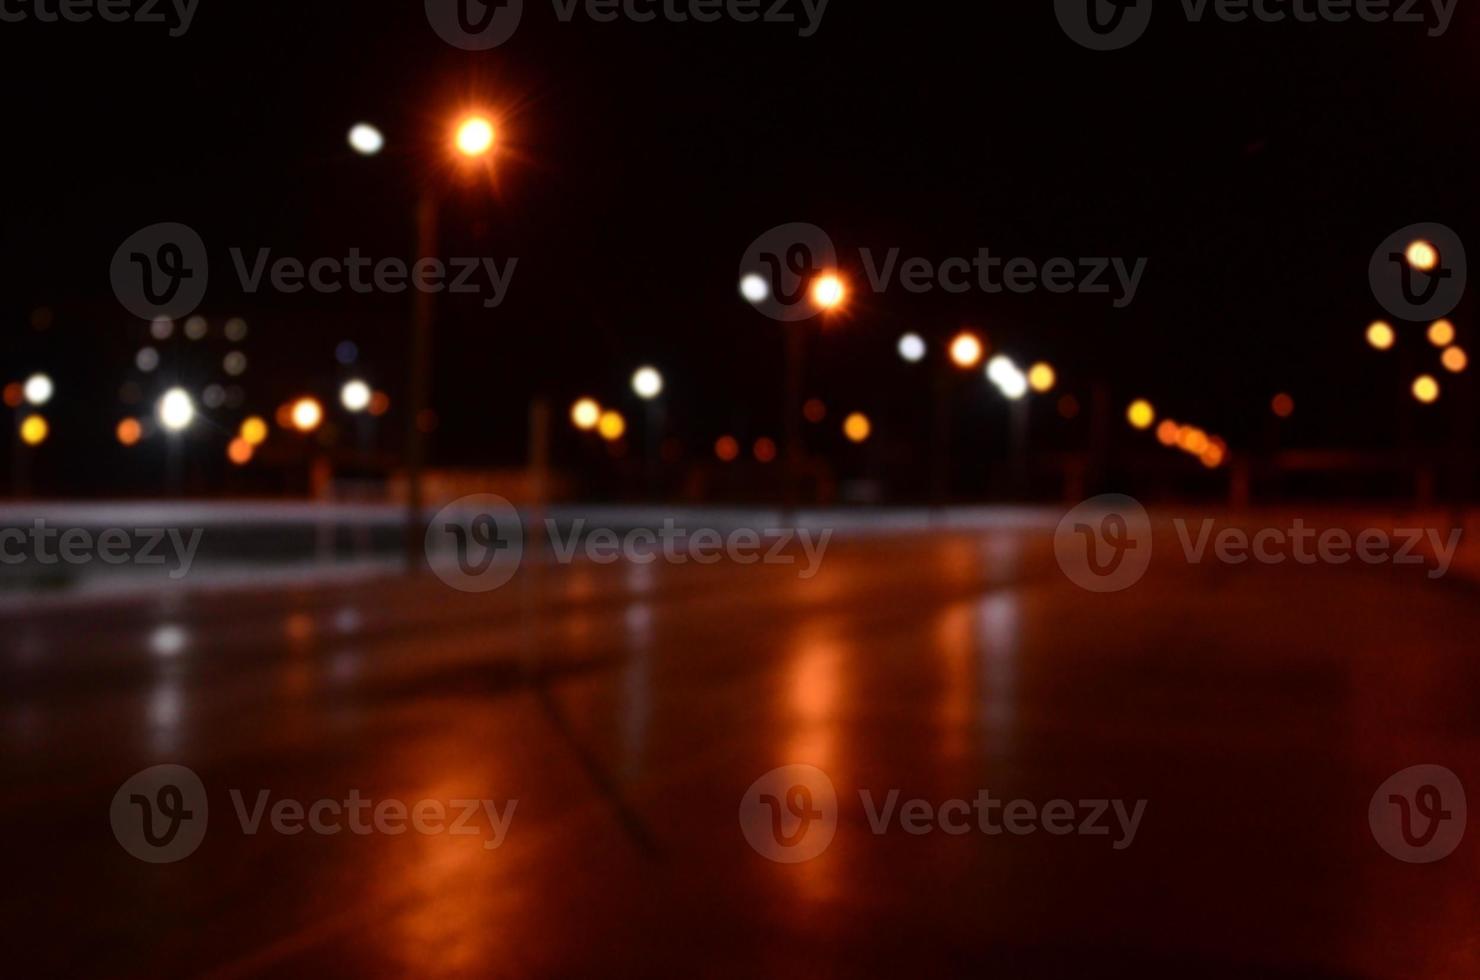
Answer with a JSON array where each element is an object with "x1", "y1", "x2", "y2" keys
[
  {"x1": 348, "y1": 123, "x2": 384, "y2": 156},
  {"x1": 1412, "y1": 375, "x2": 1441, "y2": 404},
  {"x1": 157, "y1": 388, "x2": 195, "y2": 433},
  {"x1": 1027, "y1": 362, "x2": 1056, "y2": 394},
  {"x1": 1428, "y1": 319, "x2": 1456, "y2": 347},
  {"x1": 340, "y1": 379, "x2": 373, "y2": 413},
  {"x1": 571, "y1": 398, "x2": 601, "y2": 431},
  {"x1": 810, "y1": 273, "x2": 847, "y2": 312},
  {"x1": 631, "y1": 366, "x2": 664, "y2": 400},
  {"x1": 291, "y1": 397, "x2": 324, "y2": 433},
  {"x1": 23, "y1": 373, "x2": 53, "y2": 406},
  {"x1": 1126, "y1": 399, "x2": 1156, "y2": 430},
  {"x1": 949, "y1": 331, "x2": 985, "y2": 370},
  {"x1": 1406, "y1": 240, "x2": 1439, "y2": 272},
  {"x1": 739, "y1": 274, "x2": 769, "y2": 304},
  {"x1": 1366, "y1": 321, "x2": 1396, "y2": 351},
  {"x1": 897, "y1": 333, "x2": 926, "y2": 364},
  {"x1": 19, "y1": 414, "x2": 48, "y2": 446},
  {"x1": 843, "y1": 412, "x2": 872, "y2": 444},
  {"x1": 455, "y1": 116, "x2": 496, "y2": 158},
  {"x1": 1442, "y1": 347, "x2": 1468, "y2": 373}
]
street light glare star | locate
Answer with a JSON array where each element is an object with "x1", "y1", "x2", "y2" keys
[
  {"x1": 348, "y1": 123, "x2": 384, "y2": 156},
  {"x1": 157, "y1": 388, "x2": 195, "y2": 433},
  {"x1": 811, "y1": 273, "x2": 846, "y2": 311},
  {"x1": 455, "y1": 116, "x2": 496, "y2": 158}
]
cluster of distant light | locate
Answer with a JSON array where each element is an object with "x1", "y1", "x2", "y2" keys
[
  {"x1": 898, "y1": 329, "x2": 1056, "y2": 402},
  {"x1": 1365, "y1": 315, "x2": 1467, "y2": 405},
  {"x1": 1125, "y1": 399, "x2": 1227, "y2": 470},
  {"x1": 3, "y1": 372, "x2": 55, "y2": 446},
  {"x1": 1363, "y1": 240, "x2": 1468, "y2": 405}
]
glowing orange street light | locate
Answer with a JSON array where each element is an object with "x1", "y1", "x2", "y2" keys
[
  {"x1": 1126, "y1": 399, "x2": 1155, "y2": 430},
  {"x1": 715, "y1": 435, "x2": 740, "y2": 462},
  {"x1": 949, "y1": 331, "x2": 985, "y2": 370},
  {"x1": 227, "y1": 437, "x2": 253, "y2": 466},
  {"x1": 454, "y1": 115, "x2": 496, "y2": 158},
  {"x1": 116, "y1": 417, "x2": 143, "y2": 447},
  {"x1": 290, "y1": 397, "x2": 324, "y2": 433},
  {"x1": 597, "y1": 409, "x2": 626, "y2": 442},
  {"x1": 19, "y1": 414, "x2": 48, "y2": 446},
  {"x1": 1156, "y1": 419, "x2": 1180, "y2": 447},
  {"x1": 1442, "y1": 347, "x2": 1468, "y2": 373},
  {"x1": 843, "y1": 412, "x2": 872, "y2": 444},
  {"x1": 1428, "y1": 319, "x2": 1456, "y2": 347},
  {"x1": 571, "y1": 398, "x2": 601, "y2": 431},
  {"x1": 1406, "y1": 240, "x2": 1439, "y2": 272},
  {"x1": 1412, "y1": 375, "x2": 1440, "y2": 404},
  {"x1": 810, "y1": 273, "x2": 847, "y2": 312}
]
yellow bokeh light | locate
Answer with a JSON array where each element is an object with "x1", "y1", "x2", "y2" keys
[
  {"x1": 1126, "y1": 399, "x2": 1155, "y2": 430},
  {"x1": 1428, "y1": 319, "x2": 1456, "y2": 347},
  {"x1": 949, "y1": 332, "x2": 984, "y2": 369},
  {"x1": 1366, "y1": 321, "x2": 1395, "y2": 351},
  {"x1": 1406, "y1": 240, "x2": 1438, "y2": 272},
  {"x1": 455, "y1": 116, "x2": 496, "y2": 158},
  {"x1": 571, "y1": 398, "x2": 601, "y2": 431},
  {"x1": 290, "y1": 397, "x2": 324, "y2": 433},
  {"x1": 1441, "y1": 346, "x2": 1468, "y2": 373},
  {"x1": 1412, "y1": 375, "x2": 1440, "y2": 404},
  {"x1": 1027, "y1": 362, "x2": 1056, "y2": 394},
  {"x1": 19, "y1": 414, "x2": 48, "y2": 446},
  {"x1": 843, "y1": 412, "x2": 872, "y2": 444},
  {"x1": 240, "y1": 416, "x2": 269, "y2": 447},
  {"x1": 597, "y1": 409, "x2": 626, "y2": 442}
]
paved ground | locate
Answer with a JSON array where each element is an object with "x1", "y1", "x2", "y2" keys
[{"x1": 3, "y1": 516, "x2": 1479, "y2": 977}]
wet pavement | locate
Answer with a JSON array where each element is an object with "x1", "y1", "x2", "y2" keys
[{"x1": 4, "y1": 521, "x2": 1479, "y2": 977}]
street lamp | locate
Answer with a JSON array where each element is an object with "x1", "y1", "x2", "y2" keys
[
  {"x1": 810, "y1": 273, "x2": 847, "y2": 312},
  {"x1": 291, "y1": 397, "x2": 324, "y2": 433},
  {"x1": 1027, "y1": 362, "x2": 1056, "y2": 394},
  {"x1": 157, "y1": 388, "x2": 195, "y2": 433},
  {"x1": 1126, "y1": 399, "x2": 1156, "y2": 430},
  {"x1": 631, "y1": 366, "x2": 664, "y2": 400},
  {"x1": 1366, "y1": 321, "x2": 1396, "y2": 351},
  {"x1": 571, "y1": 398, "x2": 601, "y2": 431},
  {"x1": 1428, "y1": 319, "x2": 1456, "y2": 347},
  {"x1": 1406, "y1": 240, "x2": 1438, "y2": 272},
  {"x1": 348, "y1": 123, "x2": 384, "y2": 156},
  {"x1": 1412, "y1": 375, "x2": 1440, "y2": 404},
  {"x1": 23, "y1": 373, "x2": 53, "y2": 406},
  {"x1": 949, "y1": 332, "x2": 984, "y2": 370},
  {"x1": 340, "y1": 379, "x2": 372, "y2": 413},
  {"x1": 739, "y1": 274, "x2": 769, "y2": 304},
  {"x1": 455, "y1": 116, "x2": 496, "y2": 158},
  {"x1": 897, "y1": 333, "x2": 926, "y2": 364}
]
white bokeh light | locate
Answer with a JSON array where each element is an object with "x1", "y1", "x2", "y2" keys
[
  {"x1": 739, "y1": 273, "x2": 770, "y2": 304},
  {"x1": 631, "y1": 366, "x2": 664, "y2": 400},
  {"x1": 348, "y1": 123, "x2": 384, "y2": 156},
  {"x1": 897, "y1": 333, "x2": 926, "y2": 363},
  {"x1": 157, "y1": 388, "x2": 195, "y2": 433}
]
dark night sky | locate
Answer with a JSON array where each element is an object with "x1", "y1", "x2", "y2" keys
[{"x1": 2, "y1": 1, "x2": 1476, "y2": 492}]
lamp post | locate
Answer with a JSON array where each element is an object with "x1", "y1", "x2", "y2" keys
[
  {"x1": 632, "y1": 366, "x2": 665, "y2": 496},
  {"x1": 402, "y1": 113, "x2": 499, "y2": 574}
]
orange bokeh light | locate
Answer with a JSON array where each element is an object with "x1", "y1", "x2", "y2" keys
[{"x1": 715, "y1": 435, "x2": 740, "y2": 462}]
